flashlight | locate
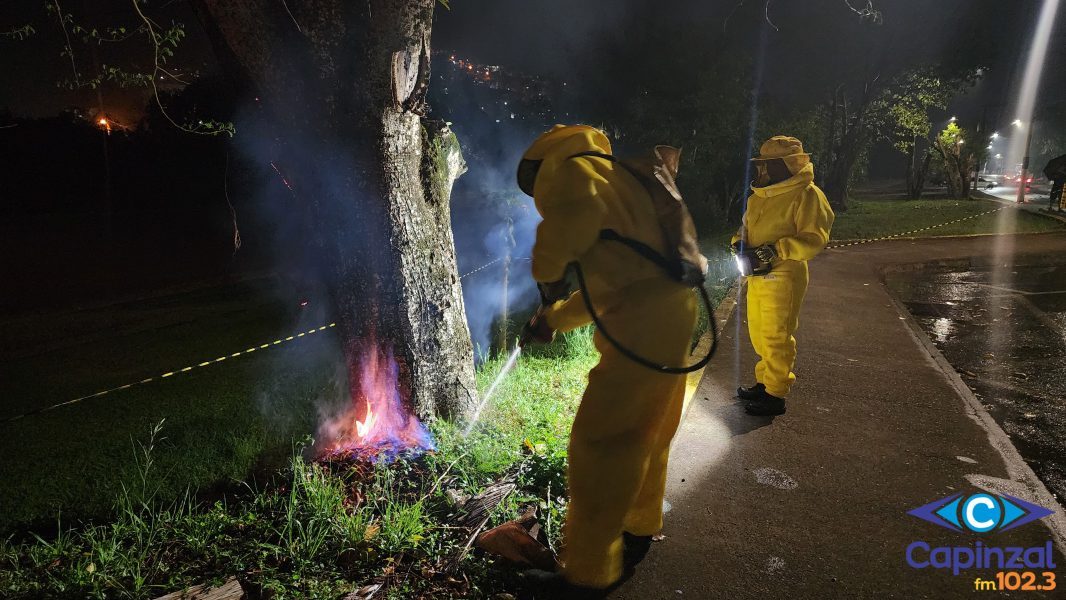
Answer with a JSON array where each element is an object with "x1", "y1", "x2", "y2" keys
[
  {"x1": 734, "y1": 248, "x2": 773, "y2": 276},
  {"x1": 735, "y1": 253, "x2": 754, "y2": 276}
]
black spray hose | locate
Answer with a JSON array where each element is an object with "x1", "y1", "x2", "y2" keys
[{"x1": 571, "y1": 262, "x2": 718, "y2": 374}]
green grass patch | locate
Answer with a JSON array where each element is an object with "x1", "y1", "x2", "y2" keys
[
  {"x1": 0, "y1": 265, "x2": 731, "y2": 597},
  {"x1": 0, "y1": 321, "x2": 599, "y2": 598},
  {"x1": 831, "y1": 197, "x2": 1065, "y2": 242},
  {"x1": 0, "y1": 280, "x2": 330, "y2": 531}
]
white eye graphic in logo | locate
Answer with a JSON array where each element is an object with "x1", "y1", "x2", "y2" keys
[{"x1": 962, "y1": 494, "x2": 1001, "y2": 532}]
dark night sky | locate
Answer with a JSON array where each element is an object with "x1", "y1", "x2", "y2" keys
[
  {"x1": 433, "y1": 0, "x2": 635, "y2": 79},
  {"x1": 0, "y1": 0, "x2": 214, "y2": 121},
  {"x1": 436, "y1": 0, "x2": 1066, "y2": 125},
  {"x1": 2, "y1": 0, "x2": 1064, "y2": 129}
]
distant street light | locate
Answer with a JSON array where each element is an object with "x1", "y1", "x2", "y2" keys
[
  {"x1": 991, "y1": 132, "x2": 999, "y2": 139},
  {"x1": 949, "y1": 116, "x2": 958, "y2": 122}
]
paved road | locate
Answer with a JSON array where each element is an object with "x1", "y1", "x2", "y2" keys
[
  {"x1": 887, "y1": 262, "x2": 1066, "y2": 506},
  {"x1": 614, "y1": 229, "x2": 1066, "y2": 599},
  {"x1": 985, "y1": 184, "x2": 1057, "y2": 210}
]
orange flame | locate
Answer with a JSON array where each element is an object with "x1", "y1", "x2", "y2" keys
[{"x1": 319, "y1": 338, "x2": 433, "y2": 459}]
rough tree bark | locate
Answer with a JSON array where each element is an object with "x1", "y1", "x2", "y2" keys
[
  {"x1": 821, "y1": 89, "x2": 863, "y2": 212},
  {"x1": 192, "y1": 0, "x2": 476, "y2": 421},
  {"x1": 932, "y1": 137, "x2": 974, "y2": 200},
  {"x1": 905, "y1": 140, "x2": 932, "y2": 199},
  {"x1": 822, "y1": 77, "x2": 880, "y2": 212},
  {"x1": 823, "y1": 119, "x2": 863, "y2": 212}
]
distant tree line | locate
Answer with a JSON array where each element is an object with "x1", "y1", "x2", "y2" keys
[{"x1": 575, "y1": 0, "x2": 1010, "y2": 224}]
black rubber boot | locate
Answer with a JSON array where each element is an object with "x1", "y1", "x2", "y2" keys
[
  {"x1": 737, "y1": 382, "x2": 765, "y2": 400},
  {"x1": 744, "y1": 389, "x2": 786, "y2": 416},
  {"x1": 520, "y1": 569, "x2": 612, "y2": 599},
  {"x1": 623, "y1": 532, "x2": 653, "y2": 569}
]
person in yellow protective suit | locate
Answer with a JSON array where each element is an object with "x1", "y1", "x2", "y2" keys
[
  {"x1": 516, "y1": 125, "x2": 698, "y2": 596},
  {"x1": 731, "y1": 135, "x2": 834, "y2": 416}
]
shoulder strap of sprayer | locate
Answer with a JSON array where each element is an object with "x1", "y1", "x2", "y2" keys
[
  {"x1": 569, "y1": 151, "x2": 676, "y2": 270},
  {"x1": 567, "y1": 151, "x2": 718, "y2": 374}
]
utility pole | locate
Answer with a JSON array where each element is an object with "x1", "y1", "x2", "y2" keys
[
  {"x1": 91, "y1": 45, "x2": 113, "y2": 239},
  {"x1": 1016, "y1": 123, "x2": 1035, "y2": 204},
  {"x1": 974, "y1": 109, "x2": 986, "y2": 194}
]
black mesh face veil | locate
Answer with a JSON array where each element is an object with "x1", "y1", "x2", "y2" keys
[{"x1": 517, "y1": 159, "x2": 543, "y2": 197}]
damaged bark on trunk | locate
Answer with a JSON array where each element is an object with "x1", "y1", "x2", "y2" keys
[{"x1": 193, "y1": 0, "x2": 476, "y2": 420}]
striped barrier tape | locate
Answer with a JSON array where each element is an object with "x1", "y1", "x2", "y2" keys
[{"x1": 1, "y1": 323, "x2": 338, "y2": 424}]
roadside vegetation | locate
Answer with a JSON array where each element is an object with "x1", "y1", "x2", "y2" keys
[
  {"x1": 830, "y1": 197, "x2": 1066, "y2": 242},
  {"x1": 0, "y1": 328, "x2": 596, "y2": 599}
]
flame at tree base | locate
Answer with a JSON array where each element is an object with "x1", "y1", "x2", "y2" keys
[{"x1": 318, "y1": 340, "x2": 434, "y2": 461}]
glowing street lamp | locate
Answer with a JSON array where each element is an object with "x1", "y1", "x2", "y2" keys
[
  {"x1": 991, "y1": 132, "x2": 999, "y2": 140},
  {"x1": 949, "y1": 116, "x2": 958, "y2": 122}
]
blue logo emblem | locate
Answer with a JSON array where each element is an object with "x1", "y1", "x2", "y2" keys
[{"x1": 908, "y1": 492, "x2": 1054, "y2": 533}]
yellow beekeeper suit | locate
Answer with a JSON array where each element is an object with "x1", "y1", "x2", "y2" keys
[
  {"x1": 522, "y1": 125, "x2": 698, "y2": 589},
  {"x1": 733, "y1": 136, "x2": 835, "y2": 399}
]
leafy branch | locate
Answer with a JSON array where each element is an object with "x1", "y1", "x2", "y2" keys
[
  {"x1": 131, "y1": 0, "x2": 233, "y2": 135},
  {"x1": 843, "y1": 0, "x2": 883, "y2": 25},
  {"x1": 71, "y1": 23, "x2": 144, "y2": 45},
  {"x1": 40, "y1": 0, "x2": 234, "y2": 136},
  {"x1": 0, "y1": 24, "x2": 36, "y2": 40},
  {"x1": 47, "y1": 0, "x2": 81, "y2": 87},
  {"x1": 727, "y1": 0, "x2": 882, "y2": 32}
]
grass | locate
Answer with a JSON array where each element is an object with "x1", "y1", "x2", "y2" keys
[
  {"x1": 5, "y1": 194, "x2": 1057, "y2": 596},
  {"x1": 830, "y1": 196, "x2": 1065, "y2": 242},
  {"x1": 0, "y1": 279, "x2": 331, "y2": 530},
  {"x1": 0, "y1": 316, "x2": 600, "y2": 598},
  {"x1": 0, "y1": 240, "x2": 734, "y2": 597}
]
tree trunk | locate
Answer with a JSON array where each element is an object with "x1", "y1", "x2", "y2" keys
[
  {"x1": 959, "y1": 156, "x2": 972, "y2": 199},
  {"x1": 822, "y1": 93, "x2": 866, "y2": 212},
  {"x1": 193, "y1": 0, "x2": 476, "y2": 421},
  {"x1": 933, "y1": 138, "x2": 968, "y2": 200},
  {"x1": 823, "y1": 126, "x2": 862, "y2": 212},
  {"x1": 906, "y1": 146, "x2": 932, "y2": 199}
]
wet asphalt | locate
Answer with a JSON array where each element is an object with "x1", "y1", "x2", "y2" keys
[
  {"x1": 887, "y1": 263, "x2": 1066, "y2": 507},
  {"x1": 611, "y1": 227, "x2": 1066, "y2": 599}
]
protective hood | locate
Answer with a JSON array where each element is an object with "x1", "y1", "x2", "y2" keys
[
  {"x1": 752, "y1": 135, "x2": 811, "y2": 176},
  {"x1": 751, "y1": 162, "x2": 815, "y2": 198},
  {"x1": 518, "y1": 125, "x2": 612, "y2": 199}
]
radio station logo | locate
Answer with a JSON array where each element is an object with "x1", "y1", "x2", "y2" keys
[{"x1": 908, "y1": 492, "x2": 1054, "y2": 534}]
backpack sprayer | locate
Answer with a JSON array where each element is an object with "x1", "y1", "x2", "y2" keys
[
  {"x1": 517, "y1": 147, "x2": 719, "y2": 374},
  {"x1": 467, "y1": 145, "x2": 719, "y2": 438}
]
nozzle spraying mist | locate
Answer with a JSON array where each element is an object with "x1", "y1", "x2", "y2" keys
[
  {"x1": 463, "y1": 303, "x2": 552, "y2": 437},
  {"x1": 462, "y1": 345, "x2": 522, "y2": 437}
]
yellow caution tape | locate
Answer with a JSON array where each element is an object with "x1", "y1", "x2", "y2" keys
[{"x1": 1, "y1": 323, "x2": 338, "y2": 423}]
